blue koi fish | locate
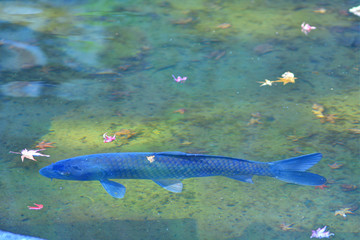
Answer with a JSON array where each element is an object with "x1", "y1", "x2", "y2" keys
[{"x1": 39, "y1": 152, "x2": 326, "y2": 198}]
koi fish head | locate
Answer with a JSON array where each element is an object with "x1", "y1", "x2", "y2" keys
[{"x1": 39, "y1": 155, "x2": 105, "y2": 181}]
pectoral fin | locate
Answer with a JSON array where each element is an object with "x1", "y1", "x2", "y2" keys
[
  {"x1": 153, "y1": 179, "x2": 183, "y2": 193},
  {"x1": 100, "y1": 179, "x2": 126, "y2": 198},
  {"x1": 227, "y1": 175, "x2": 254, "y2": 184}
]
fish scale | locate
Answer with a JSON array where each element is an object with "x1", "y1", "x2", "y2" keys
[
  {"x1": 98, "y1": 153, "x2": 271, "y2": 179},
  {"x1": 40, "y1": 152, "x2": 326, "y2": 198}
]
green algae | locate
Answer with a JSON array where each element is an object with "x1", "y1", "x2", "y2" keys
[{"x1": 18, "y1": 86, "x2": 355, "y2": 239}]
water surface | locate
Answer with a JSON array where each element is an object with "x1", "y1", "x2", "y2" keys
[{"x1": 0, "y1": 0, "x2": 359, "y2": 239}]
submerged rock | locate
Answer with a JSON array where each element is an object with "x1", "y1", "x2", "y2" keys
[
  {"x1": 0, "y1": 39, "x2": 47, "y2": 70},
  {"x1": 0, "y1": 230, "x2": 45, "y2": 240},
  {"x1": 0, "y1": 81, "x2": 44, "y2": 97},
  {"x1": 2, "y1": 6, "x2": 43, "y2": 15},
  {"x1": 0, "y1": 79, "x2": 106, "y2": 101}
]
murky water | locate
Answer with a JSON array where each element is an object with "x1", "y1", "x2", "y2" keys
[{"x1": 0, "y1": 0, "x2": 359, "y2": 239}]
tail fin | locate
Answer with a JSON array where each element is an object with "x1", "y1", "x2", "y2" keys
[{"x1": 270, "y1": 153, "x2": 326, "y2": 186}]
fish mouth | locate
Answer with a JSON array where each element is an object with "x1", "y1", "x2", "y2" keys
[
  {"x1": 39, "y1": 166, "x2": 50, "y2": 177},
  {"x1": 39, "y1": 163, "x2": 73, "y2": 180},
  {"x1": 39, "y1": 165, "x2": 56, "y2": 179}
]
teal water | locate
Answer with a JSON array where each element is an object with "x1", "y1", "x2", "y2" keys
[{"x1": 0, "y1": 0, "x2": 359, "y2": 239}]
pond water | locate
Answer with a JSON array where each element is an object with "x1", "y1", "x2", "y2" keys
[{"x1": 0, "y1": 0, "x2": 359, "y2": 239}]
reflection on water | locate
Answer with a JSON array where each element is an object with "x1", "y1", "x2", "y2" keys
[{"x1": 0, "y1": 0, "x2": 359, "y2": 239}]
